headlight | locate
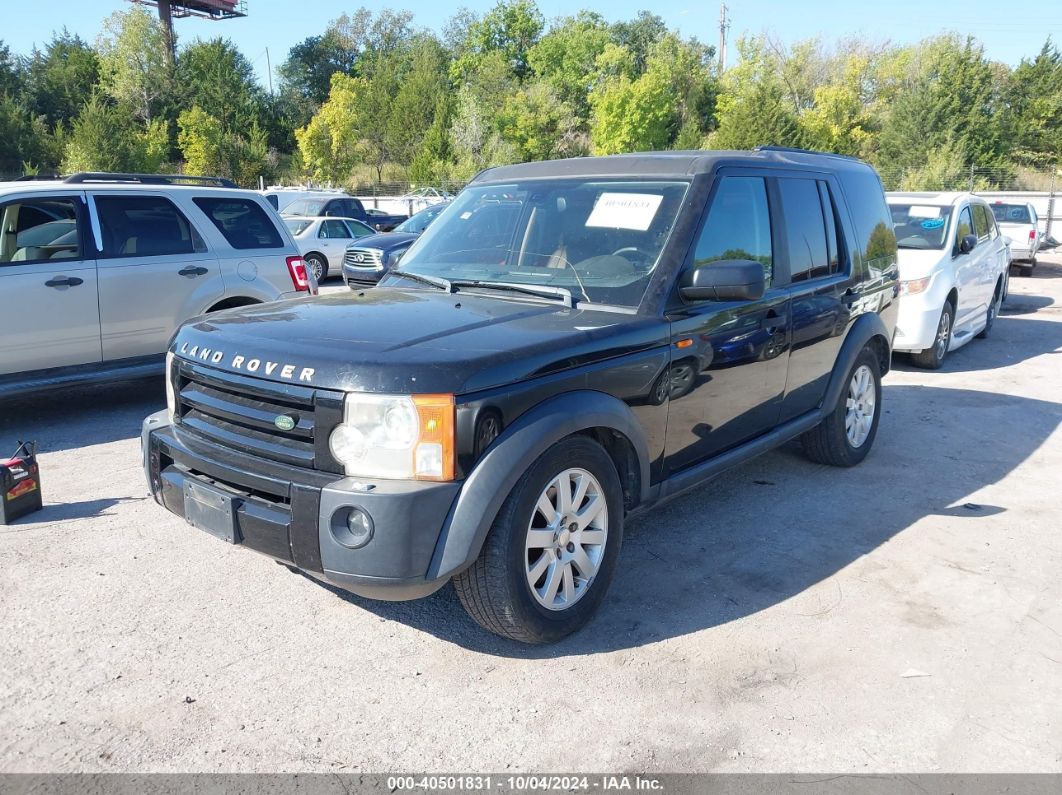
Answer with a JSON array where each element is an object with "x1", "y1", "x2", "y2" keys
[
  {"x1": 329, "y1": 393, "x2": 455, "y2": 481},
  {"x1": 899, "y1": 277, "x2": 931, "y2": 296},
  {"x1": 165, "y1": 352, "x2": 176, "y2": 422}
]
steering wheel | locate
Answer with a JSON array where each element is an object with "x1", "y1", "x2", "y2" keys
[{"x1": 612, "y1": 247, "x2": 646, "y2": 261}]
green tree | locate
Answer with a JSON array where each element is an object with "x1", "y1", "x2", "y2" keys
[
  {"x1": 178, "y1": 38, "x2": 265, "y2": 134},
  {"x1": 609, "y1": 11, "x2": 667, "y2": 74},
  {"x1": 61, "y1": 94, "x2": 168, "y2": 173},
  {"x1": 22, "y1": 31, "x2": 100, "y2": 128},
  {"x1": 527, "y1": 12, "x2": 610, "y2": 120},
  {"x1": 499, "y1": 81, "x2": 581, "y2": 161},
  {"x1": 1002, "y1": 40, "x2": 1062, "y2": 167},
  {"x1": 278, "y1": 31, "x2": 358, "y2": 109},
  {"x1": 451, "y1": 0, "x2": 544, "y2": 82},
  {"x1": 799, "y1": 54, "x2": 875, "y2": 156},
  {"x1": 177, "y1": 105, "x2": 224, "y2": 174},
  {"x1": 294, "y1": 72, "x2": 361, "y2": 184},
  {"x1": 707, "y1": 38, "x2": 802, "y2": 150},
  {"x1": 0, "y1": 41, "x2": 20, "y2": 98},
  {"x1": 589, "y1": 54, "x2": 675, "y2": 154},
  {"x1": 387, "y1": 37, "x2": 452, "y2": 170},
  {"x1": 0, "y1": 95, "x2": 57, "y2": 175},
  {"x1": 96, "y1": 7, "x2": 171, "y2": 122}
]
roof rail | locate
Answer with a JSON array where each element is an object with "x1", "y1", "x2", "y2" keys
[
  {"x1": 63, "y1": 172, "x2": 239, "y2": 189},
  {"x1": 755, "y1": 145, "x2": 862, "y2": 162}
]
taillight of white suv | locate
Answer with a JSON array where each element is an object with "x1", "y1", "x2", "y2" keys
[{"x1": 286, "y1": 255, "x2": 318, "y2": 295}]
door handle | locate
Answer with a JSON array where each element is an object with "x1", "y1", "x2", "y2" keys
[
  {"x1": 45, "y1": 276, "x2": 84, "y2": 288},
  {"x1": 179, "y1": 266, "x2": 209, "y2": 277}
]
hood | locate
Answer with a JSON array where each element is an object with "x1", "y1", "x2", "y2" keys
[
  {"x1": 172, "y1": 287, "x2": 664, "y2": 395},
  {"x1": 350, "y1": 232, "x2": 418, "y2": 253},
  {"x1": 896, "y1": 247, "x2": 949, "y2": 280}
]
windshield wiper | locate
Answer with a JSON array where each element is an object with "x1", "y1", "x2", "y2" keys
[
  {"x1": 450, "y1": 280, "x2": 574, "y2": 308},
  {"x1": 391, "y1": 270, "x2": 452, "y2": 292}
]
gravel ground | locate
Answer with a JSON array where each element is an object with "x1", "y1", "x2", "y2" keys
[{"x1": 2, "y1": 256, "x2": 1061, "y2": 773}]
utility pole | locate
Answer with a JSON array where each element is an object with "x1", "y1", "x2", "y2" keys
[
  {"x1": 718, "y1": 3, "x2": 730, "y2": 73},
  {"x1": 265, "y1": 47, "x2": 273, "y2": 97}
]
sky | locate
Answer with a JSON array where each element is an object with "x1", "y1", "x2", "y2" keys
[{"x1": 5, "y1": 0, "x2": 1060, "y2": 88}]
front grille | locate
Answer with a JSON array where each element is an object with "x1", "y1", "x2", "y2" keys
[
  {"x1": 174, "y1": 359, "x2": 344, "y2": 474},
  {"x1": 344, "y1": 247, "x2": 384, "y2": 269}
]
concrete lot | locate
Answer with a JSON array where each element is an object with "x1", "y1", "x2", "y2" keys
[{"x1": 2, "y1": 257, "x2": 1061, "y2": 773}]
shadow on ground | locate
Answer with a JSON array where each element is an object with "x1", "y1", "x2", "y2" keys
[
  {"x1": 0, "y1": 376, "x2": 165, "y2": 454},
  {"x1": 891, "y1": 315, "x2": 1062, "y2": 373},
  {"x1": 316, "y1": 384, "x2": 1062, "y2": 658}
]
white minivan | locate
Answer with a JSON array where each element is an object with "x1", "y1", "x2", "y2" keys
[{"x1": 886, "y1": 192, "x2": 1010, "y2": 369}]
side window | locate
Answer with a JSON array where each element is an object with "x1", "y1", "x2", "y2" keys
[
  {"x1": 94, "y1": 195, "x2": 203, "y2": 258},
  {"x1": 320, "y1": 219, "x2": 350, "y2": 239},
  {"x1": 778, "y1": 178, "x2": 829, "y2": 282},
  {"x1": 971, "y1": 204, "x2": 992, "y2": 242},
  {"x1": 193, "y1": 197, "x2": 284, "y2": 249},
  {"x1": 817, "y1": 181, "x2": 843, "y2": 274},
  {"x1": 0, "y1": 197, "x2": 82, "y2": 265},
  {"x1": 955, "y1": 206, "x2": 974, "y2": 251},
  {"x1": 692, "y1": 176, "x2": 773, "y2": 287},
  {"x1": 345, "y1": 221, "x2": 373, "y2": 238}
]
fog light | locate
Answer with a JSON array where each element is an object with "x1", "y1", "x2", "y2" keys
[{"x1": 331, "y1": 506, "x2": 374, "y2": 549}]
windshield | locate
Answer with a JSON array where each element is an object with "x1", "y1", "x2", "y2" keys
[
  {"x1": 991, "y1": 204, "x2": 1032, "y2": 224},
  {"x1": 284, "y1": 219, "x2": 312, "y2": 236},
  {"x1": 391, "y1": 180, "x2": 689, "y2": 307},
  {"x1": 889, "y1": 203, "x2": 953, "y2": 249},
  {"x1": 283, "y1": 199, "x2": 325, "y2": 217},
  {"x1": 393, "y1": 203, "x2": 448, "y2": 234}
]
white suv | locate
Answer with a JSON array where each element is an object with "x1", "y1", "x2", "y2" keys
[
  {"x1": 887, "y1": 192, "x2": 1010, "y2": 369},
  {"x1": 0, "y1": 172, "x2": 315, "y2": 398},
  {"x1": 989, "y1": 201, "x2": 1040, "y2": 276}
]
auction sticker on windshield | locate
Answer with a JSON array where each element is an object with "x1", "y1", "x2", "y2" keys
[
  {"x1": 908, "y1": 205, "x2": 942, "y2": 218},
  {"x1": 586, "y1": 192, "x2": 664, "y2": 231}
]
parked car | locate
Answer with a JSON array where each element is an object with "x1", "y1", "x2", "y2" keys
[
  {"x1": 261, "y1": 188, "x2": 344, "y2": 213},
  {"x1": 990, "y1": 201, "x2": 1040, "y2": 276},
  {"x1": 0, "y1": 172, "x2": 314, "y2": 399},
  {"x1": 342, "y1": 202, "x2": 451, "y2": 287},
  {"x1": 282, "y1": 194, "x2": 407, "y2": 232},
  {"x1": 143, "y1": 148, "x2": 898, "y2": 643},
  {"x1": 284, "y1": 216, "x2": 376, "y2": 281},
  {"x1": 887, "y1": 192, "x2": 1009, "y2": 369}
]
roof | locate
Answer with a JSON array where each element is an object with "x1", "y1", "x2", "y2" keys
[
  {"x1": 886, "y1": 191, "x2": 976, "y2": 206},
  {"x1": 470, "y1": 148, "x2": 875, "y2": 184},
  {"x1": 0, "y1": 180, "x2": 261, "y2": 198}
]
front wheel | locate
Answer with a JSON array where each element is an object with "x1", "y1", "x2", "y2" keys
[
  {"x1": 453, "y1": 436, "x2": 624, "y2": 643},
  {"x1": 910, "y1": 302, "x2": 952, "y2": 370},
  {"x1": 801, "y1": 347, "x2": 882, "y2": 468}
]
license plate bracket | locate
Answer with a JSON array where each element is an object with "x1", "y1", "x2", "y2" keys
[{"x1": 184, "y1": 479, "x2": 241, "y2": 544}]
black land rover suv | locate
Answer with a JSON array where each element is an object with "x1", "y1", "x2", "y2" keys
[{"x1": 143, "y1": 148, "x2": 898, "y2": 643}]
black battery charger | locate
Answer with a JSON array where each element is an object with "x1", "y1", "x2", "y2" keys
[{"x1": 1, "y1": 441, "x2": 43, "y2": 524}]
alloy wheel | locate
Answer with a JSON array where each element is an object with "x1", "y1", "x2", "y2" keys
[
  {"x1": 845, "y1": 364, "x2": 876, "y2": 448},
  {"x1": 524, "y1": 468, "x2": 608, "y2": 611}
]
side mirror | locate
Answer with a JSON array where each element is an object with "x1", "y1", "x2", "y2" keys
[
  {"x1": 959, "y1": 234, "x2": 978, "y2": 255},
  {"x1": 680, "y1": 259, "x2": 766, "y2": 302}
]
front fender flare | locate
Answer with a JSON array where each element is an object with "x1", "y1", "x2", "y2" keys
[{"x1": 427, "y1": 390, "x2": 651, "y2": 580}]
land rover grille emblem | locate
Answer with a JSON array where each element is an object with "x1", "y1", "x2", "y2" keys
[{"x1": 274, "y1": 414, "x2": 297, "y2": 432}]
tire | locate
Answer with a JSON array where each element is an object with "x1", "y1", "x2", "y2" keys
[
  {"x1": 453, "y1": 436, "x2": 624, "y2": 643},
  {"x1": 1017, "y1": 258, "x2": 1034, "y2": 277},
  {"x1": 910, "y1": 302, "x2": 953, "y2": 370},
  {"x1": 801, "y1": 347, "x2": 882, "y2": 468},
  {"x1": 306, "y1": 253, "x2": 328, "y2": 282},
  {"x1": 977, "y1": 280, "x2": 1003, "y2": 339}
]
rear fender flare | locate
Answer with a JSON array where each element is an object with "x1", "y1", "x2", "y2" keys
[
  {"x1": 427, "y1": 390, "x2": 650, "y2": 580},
  {"x1": 822, "y1": 312, "x2": 891, "y2": 412}
]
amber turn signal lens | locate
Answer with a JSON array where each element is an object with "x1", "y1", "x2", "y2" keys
[{"x1": 412, "y1": 394, "x2": 455, "y2": 481}]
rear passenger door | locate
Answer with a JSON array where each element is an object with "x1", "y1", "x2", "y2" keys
[
  {"x1": 0, "y1": 192, "x2": 101, "y2": 375},
  {"x1": 92, "y1": 192, "x2": 222, "y2": 361},
  {"x1": 776, "y1": 175, "x2": 858, "y2": 422}
]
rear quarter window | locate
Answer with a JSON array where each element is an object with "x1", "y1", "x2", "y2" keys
[
  {"x1": 837, "y1": 167, "x2": 897, "y2": 273},
  {"x1": 194, "y1": 197, "x2": 285, "y2": 249}
]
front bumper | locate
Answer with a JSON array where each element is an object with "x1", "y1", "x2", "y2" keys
[
  {"x1": 342, "y1": 263, "x2": 386, "y2": 287},
  {"x1": 142, "y1": 411, "x2": 460, "y2": 601}
]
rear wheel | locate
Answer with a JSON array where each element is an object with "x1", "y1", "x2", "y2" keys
[
  {"x1": 306, "y1": 253, "x2": 328, "y2": 282},
  {"x1": 801, "y1": 347, "x2": 882, "y2": 468},
  {"x1": 977, "y1": 280, "x2": 1003, "y2": 339},
  {"x1": 453, "y1": 436, "x2": 624, "y2": 643},
  {"x1": 910, "y1": 302, "x2": 952, "y2": 370},
  {"x1": 1016, "y1": 258, "x2": 1035, "y2": 277}
]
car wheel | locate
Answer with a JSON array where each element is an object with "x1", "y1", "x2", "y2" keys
[
  {"x1": 801, "y1": 347, "x2": 882, "y2": 468},
  {"x1": 910, "y1": 302, "x2": 953, "y2": 370},
  {"x1": 306, "y1": 254, "x2": 328, "y2": 282},
  {"x1": 1017, "y1": 259, "x2": 1034, "y2": 277},
  {"x1": 977, "y1": 280, "x2": 1003, "y2": 339},
  {"x1": 453, "y1": 436, "x2": 624, "y2": 643}
]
